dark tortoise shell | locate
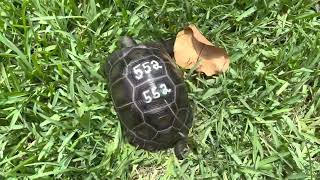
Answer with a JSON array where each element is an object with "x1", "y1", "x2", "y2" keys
[{"x1": 104, "y1": 37, "x2": 193, "y2": 159}]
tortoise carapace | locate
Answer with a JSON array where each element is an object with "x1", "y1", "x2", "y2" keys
[{"x1": 103, "y1": 36, "x2": 193, "y2": 159}]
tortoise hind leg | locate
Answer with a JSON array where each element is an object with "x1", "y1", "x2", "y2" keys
[{"x1": 174, "y1": 139, "x2": 188, "y2": 160}]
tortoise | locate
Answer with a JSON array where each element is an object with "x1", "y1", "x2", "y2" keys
[{"x1": 103, "y1": 36, "x2": 193, "y2": 159}]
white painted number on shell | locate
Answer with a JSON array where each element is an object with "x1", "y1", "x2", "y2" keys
[
  {"x1": 151, "y1": 86, "x2": 160, "y2": 98},
  {"x1": 133, "y1": 60, "x2": 163, "y2": 80},
  {"x1": 150, "y1": 60, "x2": 162, "y2": 70},
  {"x1": 142, "y1": 83, "x2": 172, "y2": 103},
  {"x1": 142, "y1": 62, "x2": 152, "y2": 73},
  {"x1": 142, "y1": 90, "x2": 152, "y2": 103},
  {"x1": 159, "y1": 83, "x2": 172, "y2": 95}
]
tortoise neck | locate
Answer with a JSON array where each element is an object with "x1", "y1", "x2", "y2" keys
[{"x1": 120, "y1": 36, "x2": 137, "y2": 48}]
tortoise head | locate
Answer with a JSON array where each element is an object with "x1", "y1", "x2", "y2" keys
[
  {"x1": 119, "y1": 36, "x2": 137, "y2": 48},
  {"x1": 119, "y1": 36, "x2": 175, "y2": 57}
]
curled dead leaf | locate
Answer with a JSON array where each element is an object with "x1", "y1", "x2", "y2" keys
[{"x1": 173, "y1": 25, "x2": 229, "y2": 76}]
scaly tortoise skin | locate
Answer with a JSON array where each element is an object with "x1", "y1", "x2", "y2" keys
[{"x1": 104, "y1": 36, "x2": 193, "y2": 159}]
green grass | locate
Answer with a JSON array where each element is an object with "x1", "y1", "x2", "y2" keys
[{"x1": 0, "y1": 0, "x2": 320, "y2": 179}]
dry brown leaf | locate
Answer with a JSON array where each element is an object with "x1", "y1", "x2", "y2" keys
[{"x1": 173, "y1": 25, "x2": 230, "y2": 76}]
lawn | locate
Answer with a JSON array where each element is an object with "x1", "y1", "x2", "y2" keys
[{"x1": 0, "y1": 0, "x2": 320, "y2": 179}]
